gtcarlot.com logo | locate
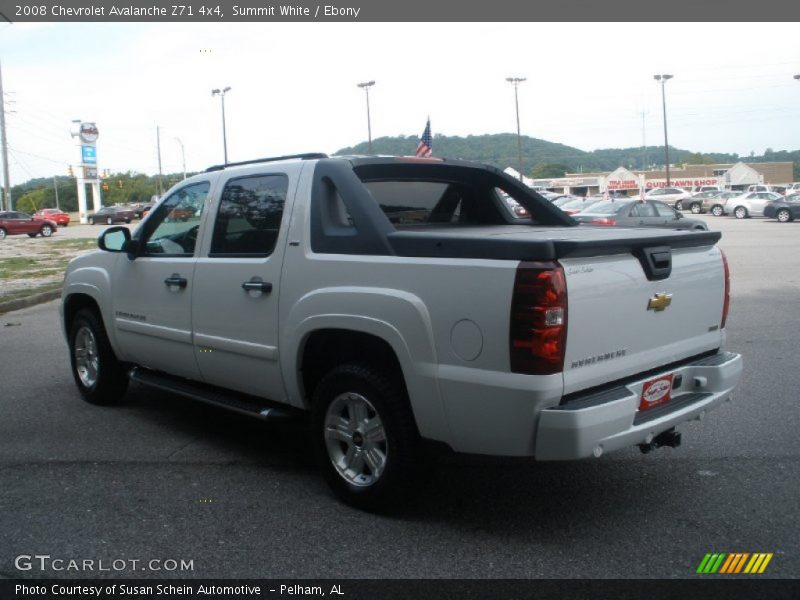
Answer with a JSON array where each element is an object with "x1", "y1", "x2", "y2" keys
[
  {"x1": 15, "y1": 554, "x2": 194, "y2": 573},
  {"x1": 696, "y1": 552, "x2": 773, "y2": 574}
]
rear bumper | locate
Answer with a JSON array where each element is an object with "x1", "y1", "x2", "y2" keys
[{"x1": 535, "y1": 351, "x2": 742, "y2": 460}]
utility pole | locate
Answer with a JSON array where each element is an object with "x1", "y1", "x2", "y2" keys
[
  {"x1": 53, "y1": 176, "x2": 60, "y2": 210},
  {"x1": 640, "y1": 110, "x2": 648, "y2": 171},
  {"x1": 506, "y1": 77, "x2": 526, "y2": 181},
  {"x1": 356, "y1": 81, "x2": 375, "y2": 154},
  {"x1": 654, "y1": 74, "x2": 674, "y2": 186},
  {"x1": 175, "y1": 137, "x2": 186, "y2": 179},
  {"x1": 156, "y1": 126, "x2": 163, "y2": 196},
  {"x1": 211, "y1": 87, "x2": 231, "y2": 163},
  {"x1": 0, "y1": 61, "x2": 10, "y2": 211}
]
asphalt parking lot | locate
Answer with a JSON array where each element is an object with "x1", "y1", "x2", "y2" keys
[{"x1": 0, "y1": 214, "x2": 798, "y2": 580}]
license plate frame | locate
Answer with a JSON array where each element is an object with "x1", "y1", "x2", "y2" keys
[{"x1": 639, "y1": 374, "x2": 674, "y2": 411}]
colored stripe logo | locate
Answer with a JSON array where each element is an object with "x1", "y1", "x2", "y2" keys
[{"x1": 696, "y1": 553, "x2": 773, "y2": 574}]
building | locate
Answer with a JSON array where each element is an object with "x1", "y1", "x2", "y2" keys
[{"x1": 528, "y1": 161, "x2": 794, "y2": 196}]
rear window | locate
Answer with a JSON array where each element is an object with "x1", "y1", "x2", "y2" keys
[
  {"x1": 582, "y1": 201, "x2": 628, "y2": 215},
  {"x1": 362, "y1": 180, "x2": 506, "y2": 228}
]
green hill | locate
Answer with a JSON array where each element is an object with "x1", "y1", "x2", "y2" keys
[{"x1": 336, "y1": 134, "x2": 799, "y2": 179}]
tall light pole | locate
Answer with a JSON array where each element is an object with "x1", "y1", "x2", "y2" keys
[
  {"x1": 357, "y1": 80, "x2": 375, "y2": 154},
  {"x1": 175, "y1": 137, "x2": 186, "y2": 180},
  {"x1": 0, "y1": 60, "x2": 10, "y2": 211},
  {"x1": 211, "y1": 86, "x2": 231, "y2": 164},
  {"x1": 654, "y1": 74, "x2": 673, "y2": 186},
  {"x1": 506, "y1": 77, "x2": 526, "y2": 181}
]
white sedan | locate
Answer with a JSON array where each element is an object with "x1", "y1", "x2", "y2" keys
[
  {"x1": 725, "y1": 191, "x2": 784, "y2": 219},
  {"x1": 644, "y1": 187, "x2": 692, "y2": 210}
]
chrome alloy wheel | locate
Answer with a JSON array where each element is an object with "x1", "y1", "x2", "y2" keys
[
  {"x1": 73, "y1": 325, "x2": 100, "y2": 388},
  {"x1": 324, "y1": 392, "x2": 388, "y2": 487}
]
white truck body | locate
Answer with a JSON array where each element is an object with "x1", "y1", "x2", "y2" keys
[{"x1": 61, "y1": 155, "x2": 742, "y2": 505}]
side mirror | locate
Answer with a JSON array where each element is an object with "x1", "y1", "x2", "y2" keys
[{"x1": 98, "y1": 226, "x2": 131, "y2": 253}]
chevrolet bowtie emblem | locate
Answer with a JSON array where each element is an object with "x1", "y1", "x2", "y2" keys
[{"x1": 648, "y1": 293, "x2": 673, "y2": 311}]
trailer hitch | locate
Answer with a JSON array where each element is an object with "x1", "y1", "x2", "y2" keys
[{"x1": 638, "y1": 428, "x2": 682, "y2": 454}]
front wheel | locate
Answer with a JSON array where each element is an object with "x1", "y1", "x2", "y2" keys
[
  {"x1": 711, "y1": 205, "x2": 724, "y2": 217},
  {"x1": 40, "y1": 225, "x2": 53, "y2": 237},
  {"x1": 734, "y1": 206, "x2": 748, "y2": 219},
  {"x1": 312, "y1": 364, "x2": 423, "y2": 511},
  {"x1": 776, "y1": 209, "x2": 792, "y2": 223},
  {"x1": 690, "y1": 203, "x2": 701, "y2": 214},
  {"x1": 0, "y1": 227, "x2": 7, "y2": 240},
  {"x1": 675, "y1": 200, "x2": 684, "y2": 211},
  {"x1": 68, "y1": 309, "x2": 128, "y2": 405}
]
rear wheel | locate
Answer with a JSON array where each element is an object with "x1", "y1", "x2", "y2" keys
[
  {"x1": 68, "y1": 309, "x2": 128, "y2": 405},
  {"x1": 776, "y1": 209, "x2": 792, "y2": 223},
  {"x1": 690, "y1": 203, "x2": 701, "y2": 214},
  {"x1": 88, "y1": 217, "x2": 95, "y2": 225},
  {"x1": 711, "y1": 205, "x2": 724, "y2": 217},
  {"x1": 312, "y1": 363, "x2": 423, "y2": 511},
  {"x1": 734, "y1": 206, "x2": 748, "y2": 219},
  {"x1": 0, "y1": 227, "x2": 6, "y2": 240},
  {"x1": 675, "y1": 200, "x2": 684, "y2": 211},
  {"x1": 106, "y1": 217, "x2": 113, "y2": 225},
  {"x1": 40, "y1": 224, "x2": 53, "y2": 237}
]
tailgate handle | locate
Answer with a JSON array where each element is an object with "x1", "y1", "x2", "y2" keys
[{"x1": 636, "y1": 246, "x2": 672, "y2": 281}]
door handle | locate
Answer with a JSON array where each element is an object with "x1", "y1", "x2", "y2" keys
[
  {"x1": 241, "y1": 281, "x2": 273, "y2": 294},
  {"x1": 164, "y1": 276, "x2": 188, "y2": 288}
]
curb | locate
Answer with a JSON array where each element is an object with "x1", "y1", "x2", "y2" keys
[{"x1": 0, "y1": 288, "x2": 62, "y2": 315}]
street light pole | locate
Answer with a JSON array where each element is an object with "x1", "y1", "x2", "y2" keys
[
  {"x1": 654, "y1": 74, "x2": 674, "y2": 186},
  {"x1": 357, "y1": 81, "x2": 375, "y2": 154},
  {"x1": 211, "y1": 86, "x2": 231, "y2": 164},
  {"x1": 175, "y1": 137, "x2": 186, "y2": 180},
  {"x1": 506, "y1": 77, "x2": 526, "y2": 181}
]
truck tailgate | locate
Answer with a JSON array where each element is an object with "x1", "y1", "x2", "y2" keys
[{"x1": 560, "y1": 244, "x2": 725, "y2": 395}]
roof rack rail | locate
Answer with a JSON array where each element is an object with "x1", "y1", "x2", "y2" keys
[{"x1": 205, "y1": 153, "x2": 328, "y2": 172}]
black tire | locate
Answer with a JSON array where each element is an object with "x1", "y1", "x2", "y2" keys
[
  {"x1": 0, "y1": 227, "x2": 6, "y2": 240},
  {"x1": 311, "y1": 363, "x2": 423, "y2": 511},
  {"x1": 711, "y1": 205, "x2": 724, "y2": 217},
  {"x1": 690, "y1": 203, "x2": 701, "y2": 214},
  {"x1": 675, "y1": 200, "x2": 684, "y2": 211},
  {"x1": 734, "y1": 206, "x2": 748, "y2": 219},
  {"x1": 776, "y1": 209, "x2": 792, "y2": 223},
  {"x1": 40, "y1": 224, "x2": 53, "y2": 237},
  {"x1": 125, "y1": 218, "x2": 131, "y2": 224},
  {"x1": 68, "y1": 309, "x2": 128, "y2": 405}
]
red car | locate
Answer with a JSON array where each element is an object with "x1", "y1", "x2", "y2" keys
[
  {"x1": 34, "y1": 208, "x2": 71, "y2": 227},
  {"x1": 0, "y1": 211, "x2": 57, "y2": 239}
]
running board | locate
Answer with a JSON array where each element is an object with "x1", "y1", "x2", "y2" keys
[{"x1": 129, "y1": 367, "x2": 302, "y2": 422}]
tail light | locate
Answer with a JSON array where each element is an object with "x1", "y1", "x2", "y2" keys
[
  {"x1": 591, "y1": 217, "x2": 616, "y2": 226},
  {"x1": 510, "y1": 261, "x2": 568, "y2": 375},
  {"x1": 720, "y1": 250, "x2": 730, "y2": 329}
]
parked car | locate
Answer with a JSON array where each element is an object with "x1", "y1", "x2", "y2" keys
[
  {"x1": 88, "y1": 206, "x2": 135, "y2": 225},
  {"x1": 745, "y1": 184, "x2": 784, "y2": 195},
  {"x1": 703, "y1": 191, "x2": 741, "y2": 216},
  {"x1": 725, "y1": 191, "x2": 784, "y2": 219},
  {"x1": 691, "y1": 185, "x2": 722, "y2": 194},
  {"x1": 644, "y1": 187, "x2": 692, "y2": 210},
  {"x1": 687, "y1": 191, "x2": 724, "y2": 214},
  {"x1": 763, "y1": 195, "x2": 800, "y2": 222},
  {"x1": 33, "y1": 208, "x2": 71, "y2": 226},
  {"x1": 0, "y1": 211, "x2": 57, "y2": 239},
  {"x1": 573, "y1": 199, "x2": 708, "y2": 230},
  {"x1": 166, "y1": 206, "x2": 196, "y2": 222}
]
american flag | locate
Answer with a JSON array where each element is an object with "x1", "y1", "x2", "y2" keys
[{"x1": 415, "y1": 118, "x2": 432, "y2": 157}]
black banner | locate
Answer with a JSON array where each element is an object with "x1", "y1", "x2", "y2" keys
[{"x1": 2, "y1": 579, "x2": 800, "y2": 600}]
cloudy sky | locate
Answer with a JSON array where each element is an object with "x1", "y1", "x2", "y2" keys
[{"x1": 0, "y1": 21, "x2": 798, "y2": 185}]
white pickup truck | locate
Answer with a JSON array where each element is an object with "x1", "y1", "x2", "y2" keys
[{"x1": 61, "y1": 154, "x2": 742, "y2": 509}]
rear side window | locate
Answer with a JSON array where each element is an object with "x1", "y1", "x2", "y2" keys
[
  {"x1": 363, "y1": 180, "x2": 499, "y2": 228},
  {"x1": 210, "y1": 174, "x2": 289, "y2": 257}
]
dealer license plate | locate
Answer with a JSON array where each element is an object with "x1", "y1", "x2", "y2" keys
[{"x1": 639, "y1": 374, "x2": 674, "y2": 411}]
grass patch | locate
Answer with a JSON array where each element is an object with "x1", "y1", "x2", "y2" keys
[
  {"x1": 0, "y1": 281, "x2": 62, "y2": 304},
  {"x1": 0, "y1": 257, "x2": 40, "y2": 278},
  {"x1": 50, "y1": 239, "x2": 98, "y2": 250}
]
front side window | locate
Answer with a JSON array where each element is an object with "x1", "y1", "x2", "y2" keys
[
  {"x1": 653, "y1": 201, "x2": 678, "y2": 218},
  {"x1": 210, "y1": 174, "x2": 288, "y2": 257},
  {"x1": 142, "y1": 182, "x2": 209, "y2": 256},
  {"x1": 630, "y1": 202, "x2": 656, "y2": 217}
]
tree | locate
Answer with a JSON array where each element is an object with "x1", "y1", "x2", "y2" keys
[
  {"x1": 16, "y1": 188, "x2": 48, "y2": 213},
  {"x1": 683, "y1": 152, "x2": 715, "y2": 165},
  {"x1": 531, "y1": 163, "x2": 569, "y2": 178}
]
